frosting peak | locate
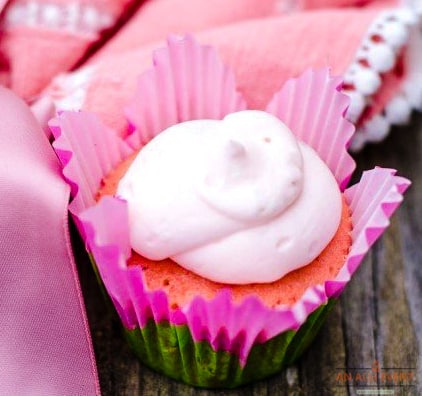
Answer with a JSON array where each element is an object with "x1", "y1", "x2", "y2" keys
[
  {"x1": 198, "y1": 111, "x2": 304, "y2": 222},
  {"x1": 117, "y1": 110, "x2": 342, "y2": 284}
]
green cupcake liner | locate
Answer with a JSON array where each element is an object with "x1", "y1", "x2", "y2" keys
[{"x1": 124, "y1": 299, "x2": 337, "y2": 388}]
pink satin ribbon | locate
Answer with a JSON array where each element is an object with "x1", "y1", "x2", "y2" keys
[{"x1": 0, "y1": 87, "x2": 100, "y2": 395}]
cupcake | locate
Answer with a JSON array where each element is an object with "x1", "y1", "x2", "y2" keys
[{"x1": 51, "y1": 35, "x2": 410, "y2": 388}]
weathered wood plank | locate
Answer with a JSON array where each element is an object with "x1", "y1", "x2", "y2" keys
[
  {"x1": 376, "y1": 220, "x2": 418, "y2": 396},
  {"x1": 348, "y1": 114, "x2": 421, "y2": 396},
  {"x1": 299, "y1": 302, "x2": 347, "y2": 395},
  {"x1": 75, "y1": 115, "x2": 422, "y2": 395},
  {"x1": 340, "y1": 253, "x2": 377, "y2": 396},
  {"x1": 394, "y1": 116, "x2": 422, "y2": 396}
]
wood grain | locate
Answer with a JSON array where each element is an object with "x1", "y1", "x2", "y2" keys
[{"x1": 74, "y1": 114, "x2": 422, "y2": 396}]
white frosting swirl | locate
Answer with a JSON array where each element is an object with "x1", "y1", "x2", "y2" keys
[{"x1": 117, "y1": 110, "x2": 342, "y2": 284}]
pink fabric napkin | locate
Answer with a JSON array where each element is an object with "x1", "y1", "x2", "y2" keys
[
  {"x1": 41, "y1": 0, "x2": 422, "y2": 149},
  {"x1": 0, "y1": 87, "x2": 100, "y2": 395},
  {"x1": 0, "y1": 0, "x2": 138, "y2": 101}
]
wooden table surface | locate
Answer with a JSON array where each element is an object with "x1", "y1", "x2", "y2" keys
[{"x1": 74, "y1": 114, "x2": 422, "y2": 396}]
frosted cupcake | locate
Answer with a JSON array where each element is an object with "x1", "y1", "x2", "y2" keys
[{"x1": 51, "y1": 36, "x2": 410, "y2": 387}]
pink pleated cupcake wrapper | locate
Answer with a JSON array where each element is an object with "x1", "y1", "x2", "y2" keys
[
  {"x1": 124, "y1": 35, "x2": 248, "y2": 147},
  {"x1": 51, "y1": 35, "x2": 410, "y2": 366}
]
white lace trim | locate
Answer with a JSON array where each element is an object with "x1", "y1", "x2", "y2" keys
[
  {"x1": 343, "y1": 6, "x2": 422, "y2": 150},
  {"x1": 44, "y1": 65, "x2": 96, "y2": 111},
  {"x1": 350, "y1": 22, "x2": 422, "y2": 151},
  {"x1": 3, "y1": 1, "x2": 114, "y2": 35},
  {"x1": 403, "y1": 0, "x2": 422, "y2": 16}
]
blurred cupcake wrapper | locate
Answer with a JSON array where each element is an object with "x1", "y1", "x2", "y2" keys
[{"x1": 50, "y1": 36, "x2": 410, "y2": 387}]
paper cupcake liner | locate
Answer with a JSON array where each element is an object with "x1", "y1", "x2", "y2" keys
[
  {"x1": 125, "y1": 35, "x2": 247, "y2": 148},
  {"x1": 51, "y1": 111, "x2": 132, "y2": 215},
  {"x1": 123, "y1": 299, "x2": 336, "y2": 388},
  {"x1": 265, "y1": 69, "x2": 355, "y2": 190},
  {"x1": 51, "y1": 36, "x2": 410, "y2": 386}
]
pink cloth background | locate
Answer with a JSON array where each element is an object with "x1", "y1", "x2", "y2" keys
[
  {"x1": 0, "y1": 87, "x2": 99, "y2": 395},
  {"x1": 0, "y1": 0, "x2": 137, "y2": 101},
  {"x1": 90, "y1": 0, "x2": 284, "y2": 59},
  {"x1": 38, "y1": 0, "x2": 398, "y2": 142},
  {"x1": 78, "y1": 7, "x2": 383, "y2": 136}
]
